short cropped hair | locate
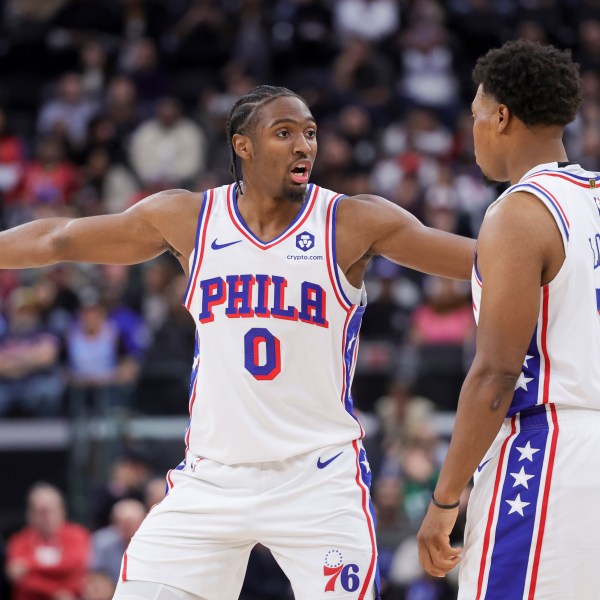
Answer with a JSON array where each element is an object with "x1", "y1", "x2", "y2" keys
[{"x1": 473, "y1": 40, "x2": 582, "y2": 127}]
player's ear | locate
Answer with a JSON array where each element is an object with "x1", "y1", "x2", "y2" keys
[
  {"x1": 232, "y1": 133, "x2": 253, "y2": 160},
  {"x1": 497, "y1": 103, "x2": 511, "y2": 133}
]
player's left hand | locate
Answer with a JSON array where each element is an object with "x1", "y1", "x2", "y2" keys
[{"x1": 416, "y1": 502, "x2": 462, "y2": 577}]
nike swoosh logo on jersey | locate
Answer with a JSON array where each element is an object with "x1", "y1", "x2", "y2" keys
[
  {"x1": 477, "y1": 458, "x2": 492, "y2": 472},
  {"x1": 317, "y1": 451, "x2": 344, "y2": 469},
  {"x1": 211, "y1": 238, "x2": 242, "y2": 250}
]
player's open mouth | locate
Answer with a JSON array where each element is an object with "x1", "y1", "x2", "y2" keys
[{"x1": 290, "y1": 161, "x2": 311, "y2": 184}]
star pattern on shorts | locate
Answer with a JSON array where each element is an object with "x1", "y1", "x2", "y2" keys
[
  {"x1": 515, "y1": 355, "x2": 535, "y2": 391},
  {"x1": 515, "y1": 441, "x2": 540, "y2": 462},
  {"x1": 506, "y1": 493, "x2": 530, "y2": 517},
  {"x1": 510, "y1": 466, "x2": 535, "y2": 489},
  {"x1": 360, "y1": 457, "x2": 371, "y2": 473},
  {"x1": 515, "y1": 372, "x2": 534, "y2": 391}
]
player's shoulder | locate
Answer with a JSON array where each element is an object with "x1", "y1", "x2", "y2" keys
[
  {"x1": 335, "y1": 192, "x2": 392, "y2": 212},
  {"x1": 134, "y1": 188, "x2": 204, "y2": 216},
  {"x1": 335, "y1": 192, "x2": 406, "y2": 225}
]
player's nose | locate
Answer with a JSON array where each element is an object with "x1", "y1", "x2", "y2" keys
[{"x1": 293, "y1": 134, "x2": 312, "y2": 155}]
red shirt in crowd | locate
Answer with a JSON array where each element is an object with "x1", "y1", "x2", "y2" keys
[{"x1": 7, "y1": 522, "x2": 91, "y2": 600}]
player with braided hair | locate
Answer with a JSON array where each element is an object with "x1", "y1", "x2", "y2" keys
[
  {"x1": 0, "y1": 85, "x2": 474, "y2": 600},
  {"x1": 225, "y1": 85, "x2": 306, "y2": 193}
]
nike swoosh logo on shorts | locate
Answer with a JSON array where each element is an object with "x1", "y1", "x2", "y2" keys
[
  {"x1": 211, "y1": 238, "x2": 242, "y2": 250},
  {"x1": 477, "y1": 458, "x2": 492, "y2": 472},
  {"x1": 317, "y1": 451, "x2": 344, "y2": 469}
]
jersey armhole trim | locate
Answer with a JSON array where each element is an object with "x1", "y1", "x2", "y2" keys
[
  {"x1": 326, "y1": 194, "x2": 361, "y2": 310},
  {"x1": 182, "y1": 189, "x2": 214, "y2": 309},
  {"x1": 508, "y1": 182, "x2": 569, "y2": 253}
]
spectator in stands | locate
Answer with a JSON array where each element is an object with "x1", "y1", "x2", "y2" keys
[
  {"x1": 5, "y1": 482, "x2": 91, "y2": 600},
  {"x1": 372, "y1": 476, "x2": 412, "y2": 597},
  {"x1": 379, "y1": 396, "x2": 443, "y2": 526},
  {"x1": 102, "y1": 75, "x2": 142, "y2": 152},
  {"x1": 139, "y1": 256, "x2": 179, "y2": 334},
  {"x1": 98, "y1": 264, "x2": 149, "y2": 360},
  {"x1": 333, "y1": 37, "x2": 395, "y2": 115},
  {"x1": 334, "y1": 0, "x2": 400, "y2": 43},
  {"x1": 32, "y1": 266, "x2": 81, "y2": 337},
  {"x1": 66, "y1": 297, "x2": 139, "y2": 389},
  {"x1": 134, "y1": 274, "x2": 195, "y2": 415},
  {"x1": 168, "y1": 1, "x2": 232, "y2": 79},
  {"x1": 37, "y1": 73, "x2": 99, "y2": 149},
  {"x1": 0, "y1": 107, "x2": 26, "y2": 204},
  {"x1": 91, "y1": 499, "x2": 146, "y2": 583},
  {"x1": 78, "y1": 39, "x2": 110, "y2": 104},
  {"x1": 74, "y1": 147, "x2": 138, "y2": 217},
  {"x1": 129, "y1": 96, "x2": 206, "y2": 189},
  {"x1": 90, "y1": 454, "x2": 152, "y2": 529},
  {"x1": 409, "y1": 276, "x2": 473, "y2": 411},
  {"x1": 8, "y1": 136, "x2": 79, "y2": 223},
  {"x1": 397, "y1": 17, "x2": 461, "y2": 125},
  {"x1": 0, "y1": 287, "x2": 64, "y2": 417},
  {"x1": 270, "y1": 0, "x2": 335, "y2": 88},
  {"x1": 118, "y1": 37, "x2": 170, "y2": 116}
]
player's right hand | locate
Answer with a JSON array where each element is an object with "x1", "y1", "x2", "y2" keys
[{"x1": 416, "y1": 502, "x2": 463, "y2": 577}]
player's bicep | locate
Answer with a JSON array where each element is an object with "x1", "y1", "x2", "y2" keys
[
  {"x1": 53, "y1": 201, "x2": 167, "y2": 265},
  {"x1": 474, "y1": 201, "x2": 546, "y2": 377},
  {"x1": 364, "y1": 197, "x2": 474, "y2": 280}
]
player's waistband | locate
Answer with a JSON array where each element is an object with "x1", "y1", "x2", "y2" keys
[{"x1": 513, "y1": 403, "x2": 600, "y2": 429}]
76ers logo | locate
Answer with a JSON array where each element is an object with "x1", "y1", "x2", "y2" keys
[{"x1": 323, "y1": 550, "x2": 360, "y2": 593}]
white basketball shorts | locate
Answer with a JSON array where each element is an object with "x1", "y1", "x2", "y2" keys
[
  {"x1": 119, "y1": 440, "x2": 380, "y2": 600},
  {"x1": 459, "y1": 404, "x2": 600, "y2": 599}
]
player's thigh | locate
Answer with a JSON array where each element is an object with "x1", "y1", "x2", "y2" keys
[
  {"x1": 113, "y1": 580, "x2": 207, "y2": 600},
  {"x1": 461, "y1": 408, "x2": 600, "y2": 599},
  {"x1": 123, "y1": 464, "x2": 255, "y2": 600},
  {"x1": 262, "y1": 442, "x2": 380, "y2": 599}
]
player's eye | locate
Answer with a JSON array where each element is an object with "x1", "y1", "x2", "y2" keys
[
  {"x1": 276, "y1": 130, "x2": 289, "y2": 138},
  {"x1": 305, "y1": 129, "x2": 316, "y2": 139}
]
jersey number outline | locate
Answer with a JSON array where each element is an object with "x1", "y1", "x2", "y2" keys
[{"x1": 244, "y1": 327, "x2": 281, "y2": 380}]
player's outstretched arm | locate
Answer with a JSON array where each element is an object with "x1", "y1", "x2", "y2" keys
[
  {"x1": 0, "y1": 190, "x2": 198, "y2": 269},
  {"x1": 338, "y1": 194, "x2": 475, "y2": 280}
]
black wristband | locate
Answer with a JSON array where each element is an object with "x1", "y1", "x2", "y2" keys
[{"x1": 431, "y1": 493, "x2": 460, "y2": 510}]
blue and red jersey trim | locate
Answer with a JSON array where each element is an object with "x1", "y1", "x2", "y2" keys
[
  {"x1": 509, "y1": 182, "x2": 570, "y2": 241},
  {"x1": 325, "y1": 194, "x2": 354, "y2": 310},
  {"x1": 183, "y1": 189, "x2": 215, "y2": 310},
  {"x1": 227, "y1": 183, "x2": 318, "y2": 249},
  {"x1": 524, "y1": 168, "x2": 600, "y2": 188}
]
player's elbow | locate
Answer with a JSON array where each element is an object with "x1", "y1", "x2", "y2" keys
[
  {"x1": 48, "y1": 222, "x2": 76, "y2": 262},
  {"x1": 471, "y1": 363, "x2": 521, "y2": 388},
  {"x1": 468, "y1": 363, "x2": 521, "y2": 409}
]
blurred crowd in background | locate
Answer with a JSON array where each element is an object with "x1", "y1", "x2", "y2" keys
[{"x1": 0, "y1": 0, "x2": 599, "y2": 598}]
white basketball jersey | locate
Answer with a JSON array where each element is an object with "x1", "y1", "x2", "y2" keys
[
  {"x1": 181, "y1": 183, "x2": 366, "y2": 464},
  {"x1": 472, "y1": 162, "x2": 600, "y2": 416}
]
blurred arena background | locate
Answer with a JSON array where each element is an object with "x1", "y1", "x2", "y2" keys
[{"x1": 0, "y1": 0, "x2": 598, "y2": 598}]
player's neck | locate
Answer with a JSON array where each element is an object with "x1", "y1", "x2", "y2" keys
[
  {"x1": 506, "y1": 134, "x2": 568, "y2": 185},
  {"x1": 236, "y1": 182, "x2": 306, "y2": 242}
]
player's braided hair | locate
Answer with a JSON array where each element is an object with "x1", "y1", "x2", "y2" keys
[
  {"x1": 225, "y1": 85, "x2": 306, "y2": 194},
  {"x1": 473, "y1": 40, "x2": 582, "y2": 127}
]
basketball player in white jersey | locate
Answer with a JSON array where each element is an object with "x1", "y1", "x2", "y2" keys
[
  {"x1": 417, "y1": 41, "x2": 600, "y2": 599},
  {"x1": 0, "y1": 86, "x2": 474, "y2": 600}
]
